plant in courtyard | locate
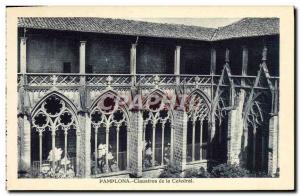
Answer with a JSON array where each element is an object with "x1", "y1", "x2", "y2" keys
[
  {"x1": 159, "y1": 164, "x2": 181, "y2": 178},
  {"x1": 93, "y1": 143, "x2": 117, "y2": 174},
  {"x1": 39, "y1": 147, "x2": 75, "y2": 178},
  {"x1": 184, "y1": 167, "x2": 211, "y2": 178},
  {"x1": 210, "y1": 163, "x2": 250, "y2": 178},
  {"x1": 143, "y1": 140, "x2": 156, "y2": 168}
]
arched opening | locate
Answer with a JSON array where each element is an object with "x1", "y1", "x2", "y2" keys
[
  {"x1": 213, "y1": 90, "x2": 230, "y2": 163},
  {"x1": 186, "y1": 91, "x2": 210, "y2": 162},
  {"x1": 245, "y1": 93, "x2": 272, "y2": 173},
  {"x1": 90, "y1": 92, "x2": 129, "y2": 175},
  {"x1": 31, "y1": 94, "x2": 78, "y2": 178},
  {"x1": 142, "y1": 91, "x2": 173, "y2": 169}
]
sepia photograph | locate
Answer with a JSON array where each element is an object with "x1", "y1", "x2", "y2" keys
[{"x1": 6, "y1": 6, "x2": 294, "y2": 191}]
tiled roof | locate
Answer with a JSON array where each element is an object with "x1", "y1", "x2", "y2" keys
[
  {"x1": 212, "y1": 18, "x2": 279, "y2": 41},
  {"x1": 18, "y1": 17, "x2": 279, "y2": 41}
]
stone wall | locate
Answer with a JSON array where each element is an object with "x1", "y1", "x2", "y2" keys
[
  {"x1": 136, "y1": 42, "x2": 174, "y2": 74},
  {"x1": 86, "y1": 38, "x2": 130, "y2": 74},
  {"x1": 26, "y1": 35, "x2": 79, "y2": 73}
]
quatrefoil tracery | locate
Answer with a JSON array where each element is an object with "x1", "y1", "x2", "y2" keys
[
  {"x1": 32, "y1": 95, "x2": 77, "y2": 134},
  {"x1": 91, "y1": 108, "x2": 127, "y2": 130}
]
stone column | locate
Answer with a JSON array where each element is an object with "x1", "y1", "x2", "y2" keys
[
  {"x1": 19, "y1": 115, "x2": 31, "y2": 174},
  {"x1": 268, "y1": 115, "x2": 279, "y2": 176},
  {"x1": 20, "y1": 37, "x2": 27, "y2": 73},
  {"x1": 174, "y1": 46, "x2": 181, "y2": 84},
  {"x1": 128, "y1": 111, "x2": 143, "y2": 177},
  {"x1": 172, "y1": 109, "x2": 187, "y2": 171},
  {"x1": 227, "y1": 90, "x2": 245, "y2": 165},
  {"x1": 74, "y1": 112, "x2": 86, "y2": 177}
]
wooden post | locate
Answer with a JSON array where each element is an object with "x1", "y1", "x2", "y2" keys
[
  {"x1": 174, "y1": 46, "x2": 181, "y2": 84},
  {"x1": 80, "y1": 41, "x2": 86, "y2": 85},
  {"x1": 242, "y1": 46, "x2": 248, "y2": 76},
  {"x1": 79, "y1": 41, "x2": 86, "y2": 74},
  {"x1": 262, "y1": 45, "x2": 268, "y2": 64},
  {"x1": 241, "y1": 46, "x2": 248, "y2": 86},
  {"x1": 210, "y1": 47, "x2": 216, "y2": 75},
  {"x1": 20, "y1": 37, "x2": 27, "y2": 73},
  {"x1": 130, "y1": 44, "x2": 137, "y2": 85},
  {"x1": 225, "y1": 48, "x2": 230, "y2": 65}
]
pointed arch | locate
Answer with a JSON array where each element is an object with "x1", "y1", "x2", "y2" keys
[
  {"x1": 243, "y1": 64, "x2": 273, "y2": 127},
  {"x1": 142, "y1": 89, "x2": 174, "y2": 168},
  {"x1": 187, "y1": 88, "x2": 211, "y2": 107},
  {"x1": 30, "y1": 91, "x2": 80, "y2": 178},
  {"x1": 242, "y1": 64, "x2": 273, "y2": 172},
  {"x1": 185, "y1": 89, "x2": 211, "y2": 162},
  {"x1": 213, "y1": 64, "x2": 235, "y2": 111},
  {"x1": 31, "y1": 91, "x2": 78, "y2": 119},
  {"x1": 89, "y1": 90, "x2": 130, "y2": 175}
]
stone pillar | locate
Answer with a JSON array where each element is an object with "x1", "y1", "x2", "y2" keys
[
  {"x1": 172, "y1": 109, "x2": 187, "y2": 171},
  {"x1": 128, "y1": 111, "x2": 143, "y2": 177},
  {"x1": 268, "y1": 115, "x2": 279, "y2": 176},
  {"x1": 174, "y1": 46, "x2": 181, "y2": 84},
  {"x1": 210, "y1": 47, "x2": 216, "y2": 75},
  {"x1": 227, "y1": 90, "x2": 245, "y2": 165},
  {"x1": 74, "y1": 112, "x2": 86, "y2": 177},
  {"x1": 19, "y1": 115, "x2": 31, "y2": 174},
  {"x1": 84, "y1": 113, "x2": 91, "y2": 177},
  {"x1": 20, "y1": 37, "x2": 27, "y2": 73}
]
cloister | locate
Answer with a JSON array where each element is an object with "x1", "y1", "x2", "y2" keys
[{"x1": 17, "y1": 17, "x2": 279, "y2": 178}]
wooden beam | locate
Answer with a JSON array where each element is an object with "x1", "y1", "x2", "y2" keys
[
  {"x1": 79, "y1": 41, "x2": 87, "y2": 74},
  {"x1": 210, "y1": 47, "x2": 216, "y2": 75},
  {"x1": 174, "y1": 46, "x2": 181, "y2": 75},
  {"x1": 130, "y1": 44, "x2": 137, "y2": 75},
  {"x1": 242, "y1": 46, "x2": 248, "y2": 76},
  {"x1": 20, "y1": 37, "x2": 27, "y2": 73}
]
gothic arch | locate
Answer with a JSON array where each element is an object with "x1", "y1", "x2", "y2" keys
[
  {"x1": 31, "y1": 91, "x2": 78, "y2": 119},
  {"x1": 89, "y1": 90, "x2": 130, "y2": 175},
  {"x1": 142, "y1": 89, "x2": 174, "y2": 168},
  {"x1": 30, "y1": 91, "x2": 80, "y2": 178},
  {"x1": 185, "y1": 89, "x2": 211, "y2": 162},
  {"x1": 242, "y1": 64, "x2": 273, "y2": 172}
]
